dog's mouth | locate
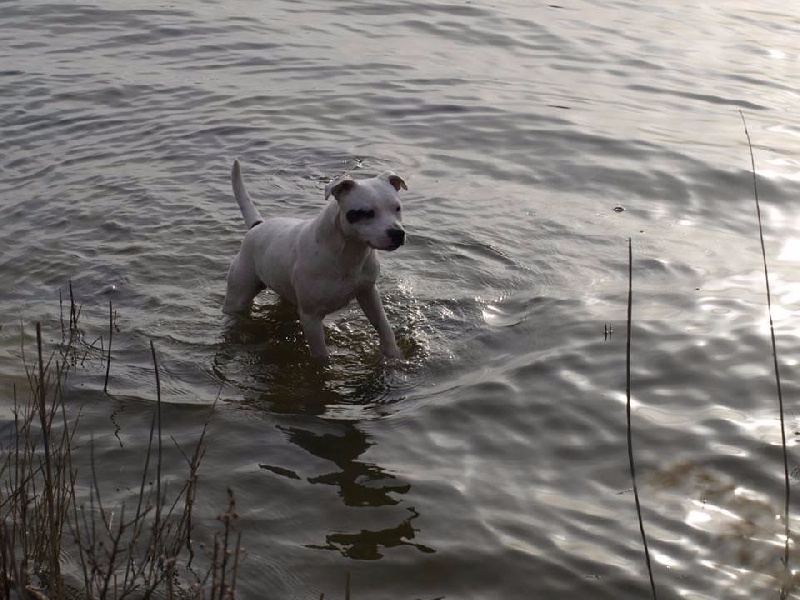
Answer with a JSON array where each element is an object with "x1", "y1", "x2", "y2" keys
[
  {"x1": 369, "y1": 240, "x2": 404, "y2": 251},
  {"x1": 373, "y1": 241, "x2": 403, "y2": 251}
]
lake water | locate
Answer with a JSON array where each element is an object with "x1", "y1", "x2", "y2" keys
[{"x1": 2, "y1": 0, "x2": 800, "y2": 598}]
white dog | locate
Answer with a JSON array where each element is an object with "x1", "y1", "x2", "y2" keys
[{"x1": 223, "y1": 160, "x2": 407, "y2": 362}]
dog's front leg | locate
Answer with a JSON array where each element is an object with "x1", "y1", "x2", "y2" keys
[
  {"x1": 298, "y1": 311, "x2": 330, "y2": 363},
  {"x1": 357, "y1": 286, "x2": 403, "y2": 359}
]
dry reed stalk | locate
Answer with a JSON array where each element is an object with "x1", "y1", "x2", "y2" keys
[
  {"x1": 625, "y1": 238, "x2": 657, "y2": 600},
  {"x1": 103, "y1": 301, "x2": 113, "y2": 394},
  {"x1": 739, "y1": 110, "x2": 791, "y2": 597}
]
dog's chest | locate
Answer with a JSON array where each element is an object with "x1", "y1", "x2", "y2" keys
[
  {"x1": 325, "y1": 264, "x2": 376, "y2": 307},
  {"x1": 296, "y1": 256, "x2": 376, "y2": 312}
]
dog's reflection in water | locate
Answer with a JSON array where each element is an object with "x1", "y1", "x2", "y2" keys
[{"x1": 214, "y1": 301, "x2": 433, "y2": 559}]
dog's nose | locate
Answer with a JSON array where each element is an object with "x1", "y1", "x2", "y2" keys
[{"x1": 388, "y1": 228, "x2": 405, "y2": 246}]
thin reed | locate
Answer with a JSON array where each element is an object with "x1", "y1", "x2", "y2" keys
[
  {"x1": 739, "y1": 110, "x2": 791, "y2": 595},
  {"x1": 103, "y1": 301, "x2": 113, "y2": 393},
  {"x1": 625, "y1": 238, "x2": 658, "y2": 599}
]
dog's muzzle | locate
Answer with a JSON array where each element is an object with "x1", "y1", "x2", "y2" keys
[{"x1": 387, "y1": 228, "x2": 405, "y2": 249}]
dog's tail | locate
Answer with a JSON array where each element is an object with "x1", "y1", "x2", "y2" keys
[{"x1": 231, "y1": 160, "x2": 264, "y2": 229}]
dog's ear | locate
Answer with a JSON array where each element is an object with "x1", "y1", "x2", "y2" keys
[
  {"x1": 325, "y1": 178, "x2": 356, "y2": 201},
  {"x1": 378, "y1": 171, "x2": 407, "y2": 192}
]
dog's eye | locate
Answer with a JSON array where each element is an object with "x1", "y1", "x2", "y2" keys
[
  {"x1": 395, "y1": 206, "x2": 401, "y2": 213},
  {"x1": 346, "y1": 209, "x2": 375, "y2": 224}
]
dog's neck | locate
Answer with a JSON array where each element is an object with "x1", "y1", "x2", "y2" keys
[{"x1": 315, "y1": 200, "x2": 374, "y2": 271}]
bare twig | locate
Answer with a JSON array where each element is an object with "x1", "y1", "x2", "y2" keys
[
  {"x1": 36, "y1": 322, "x2": 63, "y2": 596},
  {"x1": 104, "y1": 300, "x2": 113, "y2": 393},
  {"x1": 150, "y1": 340, "x2": 164, "y2": 555}
]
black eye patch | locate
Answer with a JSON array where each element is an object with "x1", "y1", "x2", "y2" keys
[{"x1": 345, "y1": 209, "x2": 375, "y2": 224}]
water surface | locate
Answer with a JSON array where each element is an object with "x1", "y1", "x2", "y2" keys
[{"x1": 2, "y1": 1, "x2": 800, "y2": 598}]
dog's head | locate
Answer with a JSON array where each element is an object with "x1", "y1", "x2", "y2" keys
[{"x1": 325, "y1": 171, "x2": 407, "y2": 251}]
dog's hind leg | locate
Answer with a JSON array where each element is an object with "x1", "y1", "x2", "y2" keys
[{"x1": 222, "y1": 253, "x2": 262, "y2": 314}]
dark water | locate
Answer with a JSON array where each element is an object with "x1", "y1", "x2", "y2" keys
[{"x1": 2, "y1": 0, "x2": 800, "y2": 598}]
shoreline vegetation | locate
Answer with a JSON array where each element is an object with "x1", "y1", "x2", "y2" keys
[{"x1": 0, "y1": 291, "x2": 243, "y2": 599}]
